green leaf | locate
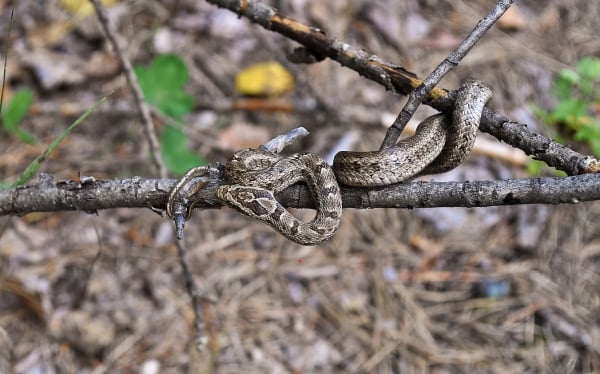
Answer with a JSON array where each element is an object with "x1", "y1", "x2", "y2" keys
[
  {"x1": 9, "y1": 93, "x2": 110, "y2": 187},
  {"x1": 589, "y1": 139, "x2": 600, "y2": 156},
  {"x1": 577, "y1": 57, "x2": 600, "y2": 80},
  {"x1": 1, "y1": 88, "x2": 36, "y2": 143},
  {"x1": 552, "y1": 98, "x2": 587, "y2": 124},
  {"x1": 151, "y1": 54, "x2": 190, "y2": 89},
  {"x1": 135, "y1": 54, "x2": 194, "y2": 119},
  {"x1": 526, "y1": 159, "x2": 567, "y2": 177},
  {"x1": 557, "y1": 69, "x2": 580, "y2": 85},
  {"x1": 151, "y1": 90, "x2": 195, "y2": 119},
  {"x1": 573, "y1": 122, "x2": 600, "y2": 156},
  {"x1": 573, "y1": 122, "x2": 600, "y2": 143},
  {"x1": 134, "y1": 55, "x2": 204, "y2": 172},
  {"x1": 1, "y1": 89, "x2": 33, "y2": 127},
  {"x1": 160, "y1": 126, "x2": 206, "y2": 175},
  {"x1": 534, "y1": 57, "x2": 600, "y2": 157},
  {"x1": 576, "y1": 57, "x2": 600, "y2": 97},
  {"x1": 9, "y1": 126, "x2": 37, "y2": 144},
  {"x1": 526, "y1": 159, "x2": 544, "y2": 176},
  {"x1": 554, "y1": 70, "x2": 578, "y2": 100}
]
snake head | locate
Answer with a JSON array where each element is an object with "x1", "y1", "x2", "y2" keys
[
  {"x1": 216, "y1": 185, "x2": 279, "y2": 219},
  {"x1": 167, "y1": 166, "x2": 213, "y2": 239}
]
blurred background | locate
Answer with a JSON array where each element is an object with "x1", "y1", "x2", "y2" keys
[{"x1": 0, "y1": 0, "x2": 598, "y2": 372}]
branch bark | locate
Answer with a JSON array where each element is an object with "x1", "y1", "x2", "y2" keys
[
  {"x1": 204, "y1": 0, "x2": 599, "y2": 176},
  {"x1": 2, "y1": 173, "x2": 599, "y2": 217}
]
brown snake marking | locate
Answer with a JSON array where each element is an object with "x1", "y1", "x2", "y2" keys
[
  {"x1": 167, "y1": 79, "x2": 492, "y2": 245},
  {"x1": 216, "y1": 150, "x2": 343, "y2": 245}
]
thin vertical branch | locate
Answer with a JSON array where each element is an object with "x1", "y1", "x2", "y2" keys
[
  {"x1": 379, "y1": 0, "x2": 515, "y2": 150},
  {"x1": 175, "y1": 239, "x2": 208, "y2": 351},
  {"x1": 0, "y1": 1, "x2": 15, "y2": 117},
  {"x1": 89, "y1": 0, "x2": 167, "y2": 177}
]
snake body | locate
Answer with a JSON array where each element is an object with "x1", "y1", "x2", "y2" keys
[
  {"x1": 168, "y1": 79, "x2": 491, "y2": 245},
  {"x1": 217, "y1": 150, "x2": 343, "y2": 245},
  {"x1": 333, "y1": 79, "x2": 492, "y2": 186}
]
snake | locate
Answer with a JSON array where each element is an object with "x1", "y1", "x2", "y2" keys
[
  {"x1": 333, "y1": 78, "x2": 492, "y2": 186},
  {"x1": 167, "y1": 79, "x2": 491, "y2": 245},
  {"x1": 216, "y1": 150, "x2": 343, "y2": 246}
]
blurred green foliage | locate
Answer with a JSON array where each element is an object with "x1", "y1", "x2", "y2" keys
[
  {"x1": 531, "y1": 57, "x2": 600, "y2": 175},
  {"x1": 1, "y1": 88, "x2": 36, "y2": 144},
  {"x1": 135, "y1": 54, "x2": 206, "y2": 175}
]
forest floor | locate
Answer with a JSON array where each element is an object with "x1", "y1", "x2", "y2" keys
[{"x1": 0, "y1": 0, "x2": 599, "y2": 373}]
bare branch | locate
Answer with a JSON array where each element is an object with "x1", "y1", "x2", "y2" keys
[
  {"x1": 174, "y1": 239, "x2": 209, "y2": 351},
  {"x1": 204, "y1": 0, "x2": 599, "y2": 176},
  {"x1": 1, "y1": 173, "x2": 599, "y2": 217}
]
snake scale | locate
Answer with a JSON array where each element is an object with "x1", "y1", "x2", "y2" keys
[
  {"x1": 333, "y1": 79, "x2": 492, "y2": 185},
  {"x1": 168, "y1": 79, "x2": 492, "y2": 245},
  {"x1": 216, "y1": 150, "x2": 343, "y2": 245}
]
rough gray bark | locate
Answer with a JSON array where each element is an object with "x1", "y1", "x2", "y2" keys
[{"x1": 2, "y1": 173, "x2": 599, "y2": 217}]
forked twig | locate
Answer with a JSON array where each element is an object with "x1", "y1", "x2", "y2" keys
[{"x1": 380, "y1": 0, "x2": 515, "y2": 150}]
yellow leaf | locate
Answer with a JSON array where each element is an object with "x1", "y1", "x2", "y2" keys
[
  {"x1": 28, "y1": 22, "x2": 74, "y2": 47},
  {"x1": 60, "y1": 0, "x2": 119, "y2": 17},
  {"x1": 235, "y1": 62, "x2": 295, "y2": 97}
]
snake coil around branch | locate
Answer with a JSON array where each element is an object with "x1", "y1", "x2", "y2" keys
[{"x1": 167, "y1": 79, "x2": 492, "y2": 245}]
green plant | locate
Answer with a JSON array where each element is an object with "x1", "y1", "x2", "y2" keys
[
  {"x1": 0, "y1": 94, "x2": 110, "y2": 189},
  {"x1": 9, "y1": 95, "x2": 109, "y2": 188},
  {"x1": 534, "y1": 57, "x2": 600, "y2": 156},
  {"x1": 134, "y1": 54, "x2": 206, "y2": 175},
  {"x1": 1, "y1": 0, "x2": 104, "y2": 189},
  {"x1": 0, "y1": 1, "x2": 36, "y2": 145},
  {"x1": 529, "y1": 57, "x2": 600, "y2": 176},
  {"x1": 1, "y1": 88, "x2": 36, "y2": 144}
]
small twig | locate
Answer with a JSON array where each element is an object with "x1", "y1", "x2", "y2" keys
[
  {"x1": 174, "y1": 239, "x2": 208, "y2": 351},
  {"x1": 90, "y1": 0, "x2": 167, "y2": 177},
  {"x1": 380, "y1": 0, "x2": 514, "y2": 150},
  {"x1": 73, "y1": 225, "x2": 104, "y2": 308},
  {"x1": 535, "y1": 308, "x2": 592, "y2": 349},
  {"x1": 259, "y1": 127, "x2": 309, "y2": 154}
]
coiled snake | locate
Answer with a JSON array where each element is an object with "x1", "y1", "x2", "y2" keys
[{"x1": 167, "y1": 79, "x2": 492, "y2": 245}]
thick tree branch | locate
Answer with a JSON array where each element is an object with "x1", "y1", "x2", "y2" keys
[
  {"x1": 1, "y1": 173, "x2": 599, "y2": 217},
  {"x1": 204, "y1": 0, "x2": 599, "y2": 176}
]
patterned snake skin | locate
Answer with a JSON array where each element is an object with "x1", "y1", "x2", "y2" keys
[
  {"x1": 216, "y1": 149, "x2": 343, "y2": 245},
  {"x1": 333, "y1": 79, "x2": 492, "y2": 186},
  {"x1": 168, "y1": 79, "x2": 491, "y2": 245}
]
